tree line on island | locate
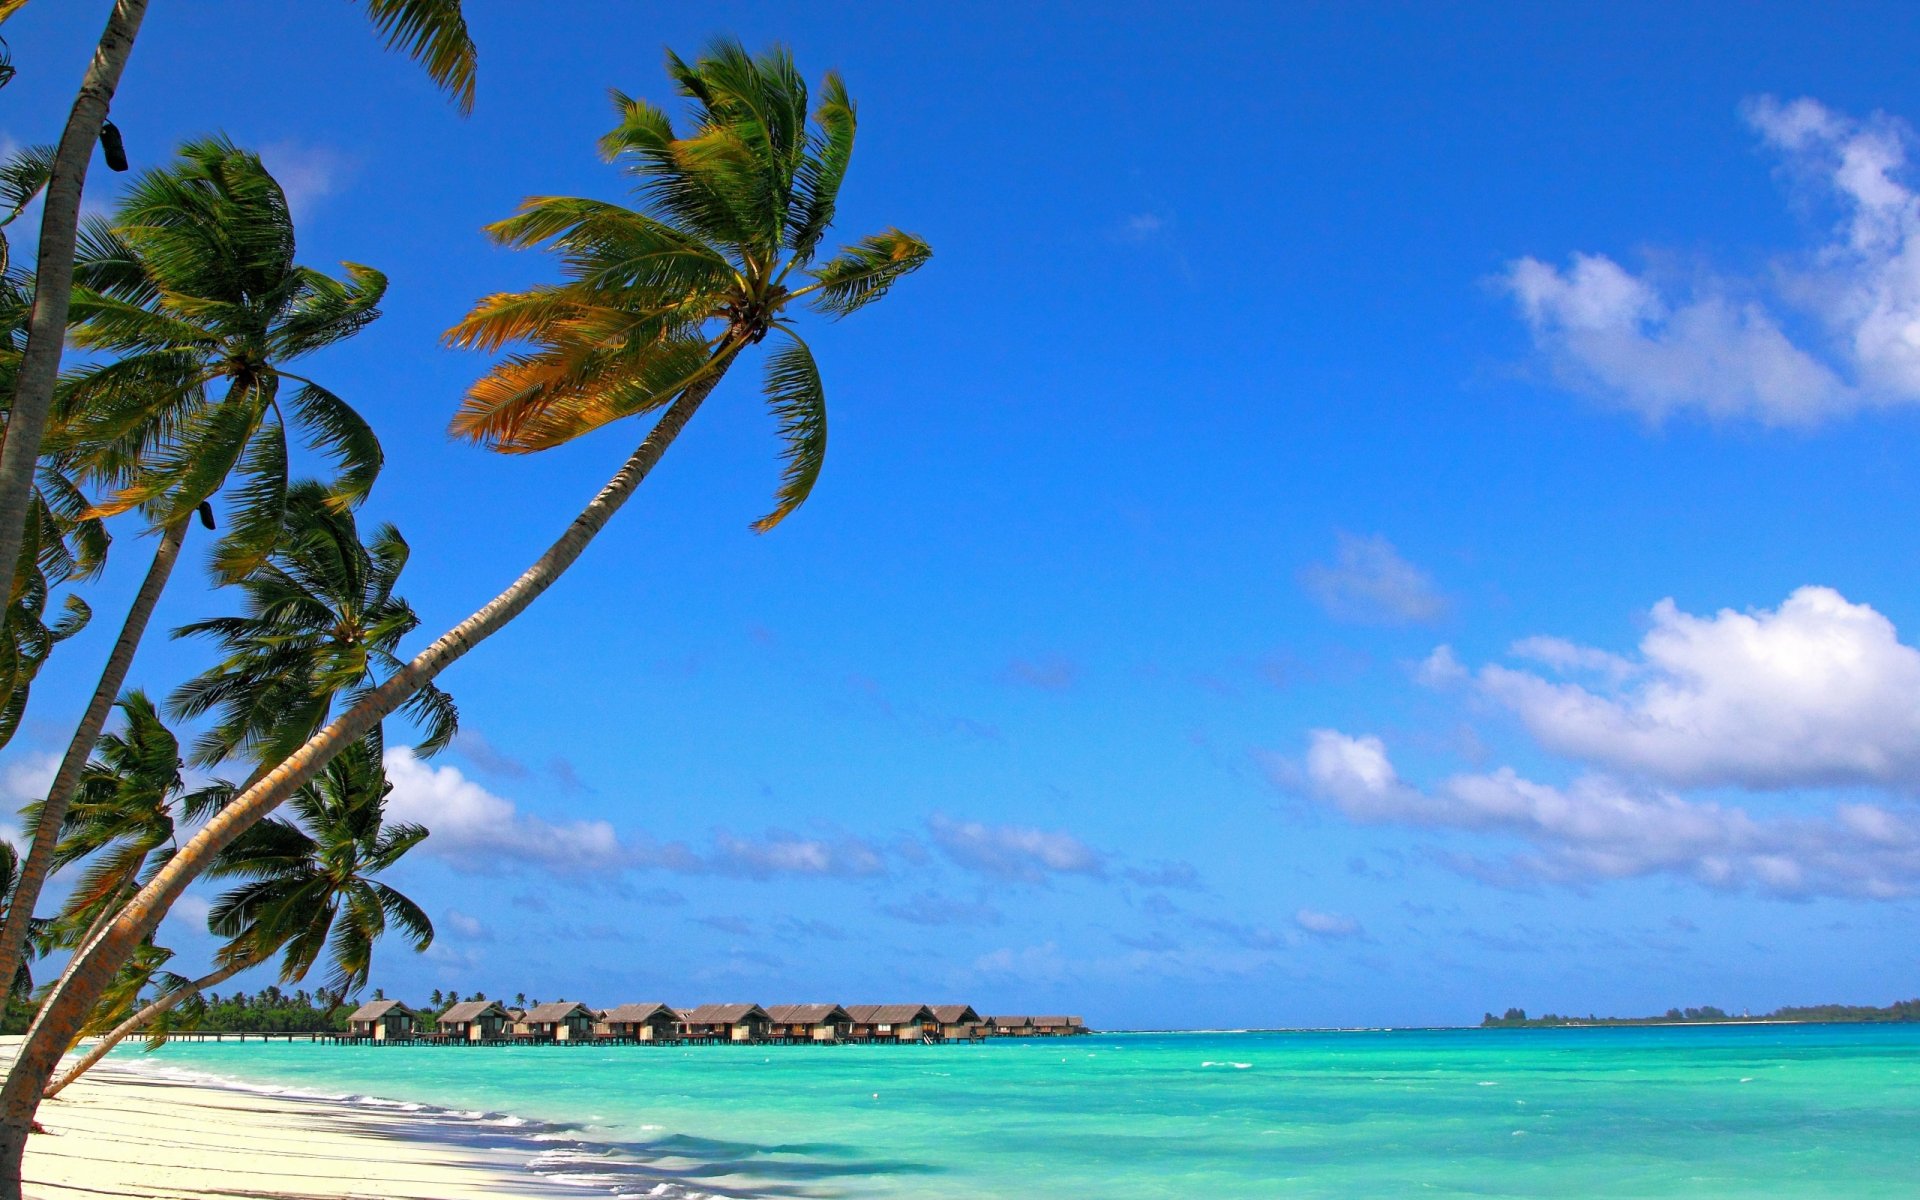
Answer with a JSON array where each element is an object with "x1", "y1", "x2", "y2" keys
[
  {"x1": 1482, "y1": 999, "x2": 1920, "y2": 1027},
  {"x1": 0, "y1": 3, "x2": 930, "y2": 1190}
]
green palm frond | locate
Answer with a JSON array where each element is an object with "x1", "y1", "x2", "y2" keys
[
  {"x1": 752, "y1": 331, "x2": 827, "y2": 533},
  {"x1": 801, "y1": 229, "x2": 932, "y2": 317},
  {"x1": 355, "y1": 0, "x2": 478, "y2": 115}
]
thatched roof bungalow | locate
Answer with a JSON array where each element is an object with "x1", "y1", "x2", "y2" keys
[
  {"x1": 681, "y1": 1003, "x2": 772, "y2": 1043},
  {"x1": 517, "y1": 1000, "x2": 597, "y2": 1041},
  {"x1": 766, "y1": 1004, "x2": 852, "y2": 1043},
  {"x1": 1032, "y1": 1015, "x2": 1087, "y2": 1036},
  {"x1": 346, "y1": 999, "x2": 420, "y2": 1041},
  {"x1": 845, "y1": 1004, "x2": 936, "y2": 1041},
  {"x1": 439, "y1": 1000, "x2": 512, "y2": 1042},
  {"x1": 987, "y1": 1014, "x2": 1034, "y2": 1037},
  {"x1": 597, "y1": 1003, "x2": 681, "y2": 1042},
  {"x1": 929, "y1": 1004, "x2": 985, "y2": 1041}
]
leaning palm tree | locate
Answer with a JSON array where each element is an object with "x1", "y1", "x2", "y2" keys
[
  {"x1": 0, "y1": 41, "x2": 930, "y2": 1172},
  {"x1": 0, "y1": 1, "x2": 476, "y2": 729},
  {"x1": 169, "y1": 480, "x2": 456, "y2": 776},
  {"x1": 0, "y1": 140, "x2": 390, "y2": 1003},
  {"x1": 44, "y1": 736, "x2": 431, "y2": 1096},
  {"x1": 0, "y1": 234, "x2": 108, "y2": 750}
]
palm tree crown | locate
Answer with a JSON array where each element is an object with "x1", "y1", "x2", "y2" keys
[
  {"x1": 203, "y1": 736, "x2": 432, "y2": 996},
  {"x1": 168, "y1": 481, "x2": 456, "y2": 773},
  {"x1": 62, "y1": 137, "x2": 386, "y2": 580},
  {"x1": 40, "y1": 692, "x2": 229, "y2": 934},
  {"x1": 447, "y1": 38, "x2": 931, "y2": 530}
]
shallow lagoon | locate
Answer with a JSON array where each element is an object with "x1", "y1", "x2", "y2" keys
[{"x1": 130, "y1": 1023, "x2": 1920, "y2": 1198}]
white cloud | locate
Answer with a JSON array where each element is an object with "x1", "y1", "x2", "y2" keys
[
  {"x1": 928, "y1": 815, "x2": 1106, "y2": 883},
  {"x1": 163, "y1": 892, "x2": 214, "y2": 933},
  {"x1": 258, "y1": 141, "x2": 350, "y2": 222},
  {"x1": 1301, "y1": 533, "x2": 1448, "y2": 625},
  {"x1": 385, "y1": 749, "x2": 630, "y2": 873},
  {"x1": 385, "y1": 750, "x2": 893, "y2": 881},
  {"x1": 443, "y1": 909, "x2": 488, "y2": 940},
  {"x1": 1299, "y1": 730, "x2": 1920, "y2": 898},
  {"x1": 705, "y1": 831, "x2": 888, "y2": 880},
  {"x1": 1504, "y1": 96, "x2": 1920, "y2": 425},
  {"x1": 1295, "y1": 908, "x2": 1364, "y2": 939},
  {"x1": 1415, "y1": 645, "x2": 1468, "y2": 688},
  {"x1": 0, "y1": 751, "x2": 55, "y2": 847},
  {"x1": 1504, "y1": 253, "x2": 1841, "y2": 424},
  {"x1": 1476, "y1": 587, "x2": 1920, "y2": 791}
]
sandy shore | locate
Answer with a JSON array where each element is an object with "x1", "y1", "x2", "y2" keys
[{"x1": 16, "y1": 1052, "x2": 591, "y2": 1200}]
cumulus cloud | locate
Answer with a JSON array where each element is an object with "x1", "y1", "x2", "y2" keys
[
  {"x1": 928, "y1": 815, "x2": 1106, "y2": 883},
  {"x1": 385, "y1": 749, "x2": 631, "y2": 873},
  {"x1": 1300, "y1": 730, "x2": 1920, "y2": 898},
  {"x1": 0, "y1": 751, "x2": 56, "y2": 846},
  {"x1": 1301, "y1": 533, "x2": 1448, "y2": 625},
  {"x1": 1504, "y1": 96, "x2": 1920, "y2": 425},
  {"x1": 1475, "y1": 587, "x2": 1920, "y2": 791}
]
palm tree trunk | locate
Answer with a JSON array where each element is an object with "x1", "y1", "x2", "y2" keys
[
  {"x1": 43, "y1": 960, "x2": 245, "y2": 1099},
  {"x1": 0, "y1": 363, "x2": 729, "y2": 1194},
  {"x1": 0, "y1": 0, "x2": 149, "y2": 637},
  {"x1": 0, "y1": 517, "x2": 186, "y2": 1004}
]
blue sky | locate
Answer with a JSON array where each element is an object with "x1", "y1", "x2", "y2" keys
[{"x1": 5, "y1": 1, "x2": 1920, "y2": 1028}]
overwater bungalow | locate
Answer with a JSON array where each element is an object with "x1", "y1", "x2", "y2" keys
[
  {"x1": 766, "y1": 1004, "x2": 853, "y2": 1043},
  {"x1": 845, "y1": 1004, "x2": 937, "y2": 1042},
  {"x1": 597, "y1": 1003, "x2": 682, "y2": 1042},
  {"x1": 439, "y1": 1000, "x2": 512, "y2": 1042},
  {"x1": 346, "y1": 999, "x2": 420, "y2": 1041},
  {"x1": 929, "y1": 1004, "x2": 986, "y2": 1042},
  {"x1": 1033, "y1": 1016, "x2": 1087, "y2": 1036},
  {"x1": 516, "y1": 1000, "x2": 597, "y2": 1041},
  {"x1": 680, "y1": 1003, "x2": 772, "y2": 1042},
  {"x1": 987, "y1": 1015, "x2": 1035, "y2": 1037}
]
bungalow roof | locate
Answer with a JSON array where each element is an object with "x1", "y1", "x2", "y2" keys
[
  {"x1": 602, "y1": 1002, "x2": 679, "y2": 1024},
  {"x1": 682, "y1": 1003, "x2": 769, "y2": 1024},
  {"x1": 524, "y1": 1000, "x2": 595, "y2": 1023},
  {"x1": 846, "y1": 1004, "x2": 934, "y2": 1025},
  {"x1": 440, "y1": 1000, "x2": 509, "y2": 1023},
  {"x1": 765, "y1": 1004, "x2": 851, "y2": 1024},
  {"x1": 929, "y1": 1004, "x2": 981, "y2": 1024},
  {"x1": 347, "y1": 999, "x2": 415, "y2": 1022}
]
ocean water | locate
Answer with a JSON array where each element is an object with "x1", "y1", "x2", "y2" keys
[{"x1": 122, "y1": 1024, "x2": 1919, "y2": 1198}]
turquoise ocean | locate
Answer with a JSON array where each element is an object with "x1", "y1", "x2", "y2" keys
[{"x1": 124, "y1": 1024, "x2": 1918, "y2": 1198}]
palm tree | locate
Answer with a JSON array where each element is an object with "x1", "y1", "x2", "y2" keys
[
  {"x1": 0, "y1": 1, "x2": 477, "y2": 719},
  {"x1": 169, "y1": 480, "x2": 456, "y2": 776},
  {"x1": 0, "y1": 40, "x2": 930, "y2": 1169},
  {"x1": 0, "y1": 140, "x2": 391, "y2": 1003},
  {"x1": 24, "y1": 693, "x2": 225, "y2": 1015},
  {"x1": 0, "y1": 189, "x2": 109, "y2": 749},
  {"x1": 44, "y1": 735, "x2": 431, "y2": 1095}
]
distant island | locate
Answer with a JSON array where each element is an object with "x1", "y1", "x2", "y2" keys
[{"x1": 1482, "y1": 999, "x2": 1920, "y2": 1027}]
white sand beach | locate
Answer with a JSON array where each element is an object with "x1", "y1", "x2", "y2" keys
[{"x1": 16, "y1": 1050, "x2": 583, "y2": 1200}]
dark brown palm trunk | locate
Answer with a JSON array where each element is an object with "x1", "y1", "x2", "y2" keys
[
  {"x1": 0, "y1": 364, "x2": 728, "y2": 1195},
  {"x1": 0, "y1": 0, "x2": 149, "y2": 641}
]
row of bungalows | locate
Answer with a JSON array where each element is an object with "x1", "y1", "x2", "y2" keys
[
  {"x1": 984, "y1": 1015, "x2": 1088, "y2": 1037},
  {"x1": 345, "y1": 998, "x2": 1086, "y2": 1044}
]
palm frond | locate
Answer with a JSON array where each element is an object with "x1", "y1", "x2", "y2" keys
[
  {"x1": 802, "y1": 229, "x2": 931, "y2": 317},
  {"x1": 355, "y1": 0, "x2": 478, "y2": 115},
  {"x1": 751, "y1": 330, "x2": 827, "y2": 533}
]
